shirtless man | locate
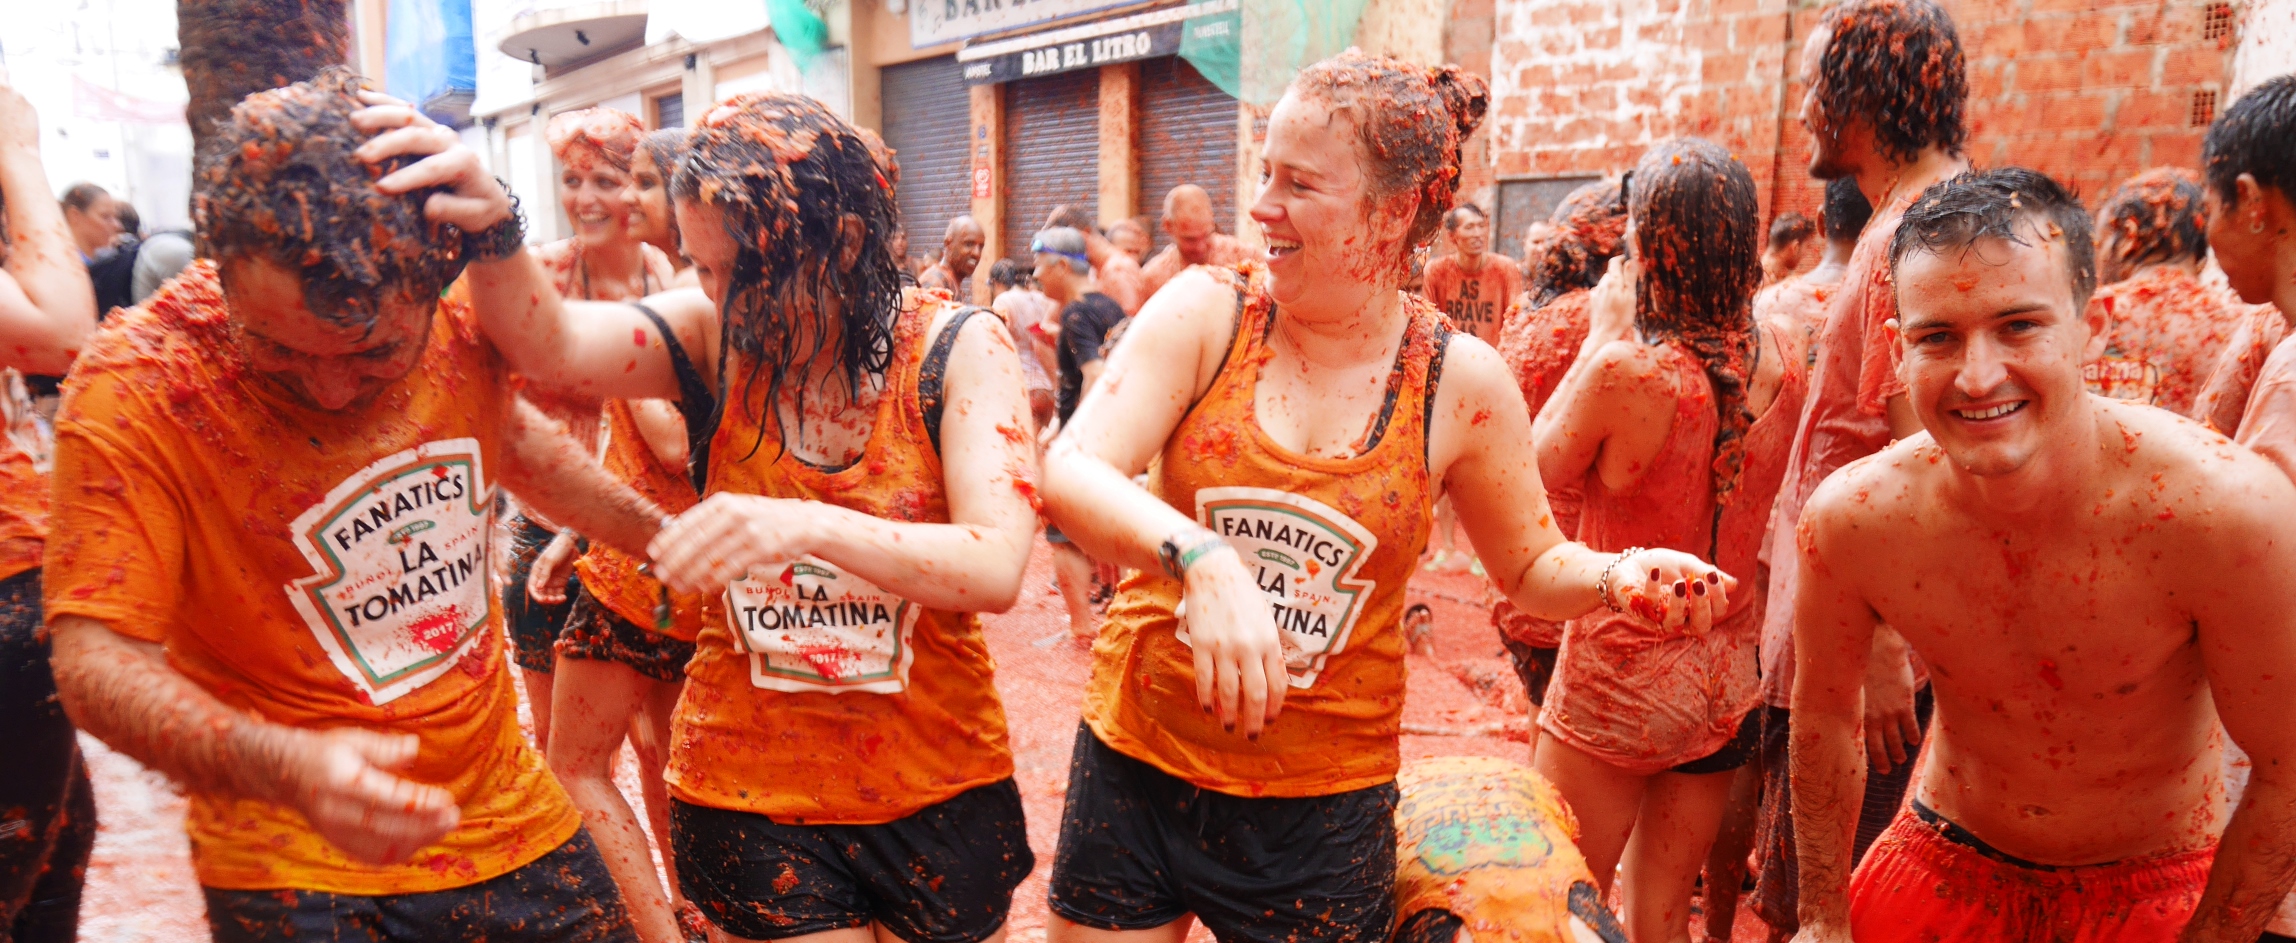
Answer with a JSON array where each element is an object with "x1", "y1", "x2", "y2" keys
[
  {"x1": 1047, "y1": 204, "x2": 1147, "y2": 315},
  {"x1": 1420, "y1": 203, "x2": 1523, "y2": 345},
  {"x1": 1752, "y1": 178, "x2": 1869, "y2": 353},
  {"x1": 44, "y1": 71, "x2": 662, "y2": 943},
  {"x1": 1107, "y1": 217, "x2": 1152, "y2": 263},
  {"x1": 918, "y1": 214, "x2": 986, "y2": 300},
  {"x1": 1750, "y1": 3, "x2": 1971, "y2": 932},
  {"x1": 1792, "y1": 167, "x2": 2296, "y2": 943},
  {"x1": 1140, "y1": 184, "x2": 1248, "y2": 298},
  {"x1": 1759, "y1": 212, "x2": 1815, "y2": 286}
]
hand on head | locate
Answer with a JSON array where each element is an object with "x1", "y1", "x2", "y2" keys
[{"x1": 350, "y1": 91, "x2": 514, "y2": 235}]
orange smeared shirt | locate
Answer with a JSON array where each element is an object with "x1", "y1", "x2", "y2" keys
[
  {"x1": 42, "y1": 262, "x2": 578, "y2": 894},
  {"x1": 574, "y1": 398, "x2": 704, "y2": 639},
  {"x1": 0, "y1": 369, "x2": 50, "y2": 581}
]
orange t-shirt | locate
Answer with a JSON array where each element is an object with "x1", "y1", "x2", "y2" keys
[
  {"x1": 667, "y1": 290, "x2": 1015, "y2": 824},
  {"x1": 2084, "y1": 265, "x2": 2259, "y2": 416},
  {"x1": 1394, "y1": 757, "x2": 1619, "y2": 943},
  {"x1": 1422, "y1": 254, "x2": 1523, "y2": 344},
  {"x1": 42, "y1": 262, "x2": 578, "y2": 894},
  {"x1": 1084, "y1": 264, "x2": 1441, "y2": 798},
  {"x1": 573, "y1": 398, "x2": 704, "y2": 636},
  {"x1": 0, "y1": 369, "x2": 50, "y2": 581}
]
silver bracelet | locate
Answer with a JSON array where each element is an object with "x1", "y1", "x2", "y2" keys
[{"x1": 1597, "y1": 546, "x2": 1647, "y2": 614}]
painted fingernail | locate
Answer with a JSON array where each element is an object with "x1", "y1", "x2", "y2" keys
[
  {"x1": 1693, "y1": 581, "x2": 1707, "y2": 596},
  {"x1": 1224, "y1": 722, "x2": 1235, "y2": 733},
  {"x1": 1673, "y1": 580, "x2": 1688, "y2": 597},
  {"x1": 1649, "y1": 568, "x2": 1662, "y2": 581},
  {"x1": 1706, "y1": 571, "x2": 1719, "y2": 584},
  {"x1": 1247, "y1": 731, "x2": 1259, "y2": 742}
]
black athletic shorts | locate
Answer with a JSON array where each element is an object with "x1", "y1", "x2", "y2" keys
[
  {"x1": 1049, "y1": 724, "x2": 1398, "y2": 943},
  {"x1": 558, "y1": 582, "x2": 694, "y2": 683},
  {"x1": 1499, "y1": 636, "x2": 1559, "y2": 707},
  {"x1": 0, "y1": 568, "x2": 95, "y2": 943},
  {"x1": 671, "y1": 780, "x2": 1033, "y2": 943},
  {"x1": 202, "y1": 828, "x2": 637, "y2": 943},
  {"x1": 1670, "y1": 708, "x2": 1762, "y2": 775},
  {"x1": 505, "y1": 516, "x2": 580, "y2": 674}
]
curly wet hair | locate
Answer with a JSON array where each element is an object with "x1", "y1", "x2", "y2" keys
[
  {"x1": 1526, "y1": 178, "x2": 1627, "y2": 308},
  {"x1": 1813, "y1": 0, "x2": 1968, "y2": 165},
  {"x1": 546, "y1": 107, "x2": 645, "y2": 171},
  {"x1": 1629, "y1": 138, "x2": 1763, "y2": 503},
  {"x1": 2096, "y1": 167, "x2": 2208, "y2": 276},
  {"x1": 1290, "y1": 50, "x2": 1489, "y2": 263},
  {"x1": 1890, "y1": 167, "x2": 2098, "y2": 311},
  {"x1": 672, "y1": 92, "x2": 901, "y2": 460},
  {"x1": 192, "y1": 67, "x2": 467, "y2": 329}
]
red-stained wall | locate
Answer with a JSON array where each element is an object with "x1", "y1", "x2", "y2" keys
[{"x1": 1486, "y1": 0, "x2": 2250, "y2": 227}]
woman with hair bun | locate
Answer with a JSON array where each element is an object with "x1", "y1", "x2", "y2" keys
[
  {"x1": 1527, "y1": 138, "x2": 1801, "y2": 942},
  {"x1": 1037, "y1": 51, "x2": 1732, "y2": 942}
]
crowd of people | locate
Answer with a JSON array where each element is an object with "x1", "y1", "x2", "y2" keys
[{"x1": 2, "y1": 1, "x2": 2296, "y2": 942}]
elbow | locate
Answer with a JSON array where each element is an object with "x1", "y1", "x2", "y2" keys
[{"x1": 970, "y1": 536, "x2": 1034, "y2": 614}]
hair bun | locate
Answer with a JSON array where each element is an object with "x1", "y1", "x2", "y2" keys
[{"x1": 1427, "y1": 64, "x2": 1490, "y2": 144}]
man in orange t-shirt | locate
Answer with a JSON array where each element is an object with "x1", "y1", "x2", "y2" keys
[
  {"x1": 44, "y1": 73, "x2": 664, "y2": 942},
  {"x1": 1421, "y1": 203, "x2": 1524, "y2": 346}
]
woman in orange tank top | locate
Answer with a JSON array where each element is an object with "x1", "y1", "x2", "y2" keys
[
  {"x1": 1037, "y1": 52, "x2": 1735, "y2": 943},
  {"x1": 1527, "y1": 139, "x2": 1804, "y2": 943},
  {"x1": 461, "y1": 92, "x2": 1042, "y2": 943}
]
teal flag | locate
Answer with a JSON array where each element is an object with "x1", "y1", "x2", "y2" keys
[
  {"x1": 1182, "y1": 0, "x2": 1370, "y2": 106},
  {"x1": 769, "y1": 0, "x2": 828, "y2": 72}
]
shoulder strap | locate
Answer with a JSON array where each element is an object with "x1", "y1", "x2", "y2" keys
[
  {"x1": 1422, "y1": 323, "x2": 1454, "y2": 467},
  {"x1": 918, "y1": 306, "x2": 983, "y2": 456},
  {"x1": 631, "y1": 301, "x2": 718, "y2": 494}
]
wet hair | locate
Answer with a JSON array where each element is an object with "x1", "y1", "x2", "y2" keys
[
  {"x1": 547, "y1": 107, "x2": 645, "y2": 171},
  {"x1": 1044, "y1": 204, "x2": 1095, "y2": 234},
  {"x1": 114, "y1": 202, "x2": 141, "y2": 237},
  {"x1": 1526, "y1": 178, "x2": 1627, "y2": 307},
  {"x1": 638, "y1": 128, "x2": 688, "y2": 251},
  {"x1": 1289, "y1": 50, "x2": 1489, "y2": 261},
  {"x1": 1767, "y1": 212, "x2": 1814, "y2": 250},
  {"x1": 1890, "y1": 167, "x2": 2098, "y2": 312},
  {"x1": 2096, "y1": 168, "x2": 2208, "y2": 274},
  {"x1": 193, "y1": 67, "x2": 467, "y2": 329},
  {"x1": 178, "y1": 0, "x2": 351, "y2": 172},
  {"x1": 59, "y1": 183, "x2": 110, "y2": 214},
  {"x1": 1822, "y1": 177, "x2": 1874, "y2": 242},
  {"x1": 1813, "y1": 0, "x2": 1968, "y2": 164},
  {"x1": 988, "y1": 258, "x2": 1024, "y2": 289},
  {"x1": 674, "y1": 92, "x2": 902, "y2": 461},
  {"x1": 1442, "y1": 203, "x2": 1487, "y2": 231},
  {"x1": 1629, "y1": 138, "x2": 1763, "y2": 501},
  {"x1": 2202, "y1": 73, "x2": 2296, "y2": 205},
  {"x1": 853, "y1": 125, "x2": 900, "y2": 190},
  {"x1": 1033, "y1": 227, "x2": 1092, "y2": 274}
]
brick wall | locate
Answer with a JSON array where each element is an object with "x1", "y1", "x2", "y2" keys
[{"x1": 1488, "y1": 0, "x2": 2247, "y2": 227}]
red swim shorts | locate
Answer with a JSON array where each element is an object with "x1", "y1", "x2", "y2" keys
[{"x1": 1849, "y1": 801, "x2": 2213, "y2": 942}]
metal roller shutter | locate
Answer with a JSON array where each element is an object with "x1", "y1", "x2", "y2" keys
[
  {"x1": 1003, "y1": 69, "x2": 1101, "y2": 262},
  {"x1": 1137, "y1": 57, "x2": 1238, "y2": 258},
  {"x1": 881, "y1": 56, "x2": 971, "y2": 265}
]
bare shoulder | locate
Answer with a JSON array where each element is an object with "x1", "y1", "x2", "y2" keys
[
  {"x1": 1801, "y1": 435, "x2": 1941, "y2": 552},
  {"x1": 1430, "y1": 332, "x2": 1515, "y2": 407},
  {"x1": 2101, "y1": 397, "x2": 2296, "y2": 542}
]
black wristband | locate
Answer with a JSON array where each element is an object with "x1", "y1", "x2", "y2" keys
[{"x1": 462, "y1": 182, "x2": 526, "y2": 262}]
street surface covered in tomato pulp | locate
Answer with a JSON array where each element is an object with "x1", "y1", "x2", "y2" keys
[{"x1": 73, "y1": 542, "x2": 1765, "y2": 942}]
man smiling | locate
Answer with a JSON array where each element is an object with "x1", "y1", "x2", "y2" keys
[{"x1": 1788, "y1": 168, "x2": 2296, "y2": 942}]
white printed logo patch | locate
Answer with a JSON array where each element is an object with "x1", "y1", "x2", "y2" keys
[
  {"x1": 286, "y1": 439, "x2": 494, "y2": 706},
  {"x1": 1186, "y1": 486, "x2": 1379, "y2": 689},
  {"x1": 2084, "y1": 356, "x2": 2161, "y2": 405},
  {"x1": 726, "y1": 557, "x2": 920, "y2": 694}
]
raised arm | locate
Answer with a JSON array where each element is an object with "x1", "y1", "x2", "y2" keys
[
  {"x1": 1788, "y1": 475, "x2": 1884, "y2": 943},
  {"x1": 0, "y1": 73, "x2": 97, "y2": 374},
  {"x1": 647, "y1": 309, "x2": 1040, "y2": 612},
  {"x1": 498, "y1": 397, "x2": 668, "y2": 557},
  {"x1": 2180, "y1": 463, "x2": 2296, "y2": 943},
  {"x1": 346, "y1": 91, "x2": 710, "y2": 402},
  {"x1": 1040, "y1": 267, "x2": 1290, "y2": 736}
]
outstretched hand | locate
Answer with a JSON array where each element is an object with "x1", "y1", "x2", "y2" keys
[
  {"x1": 1607, "y1": 547, "x2": 1735, "y2": 635},
  {"x1": 0, "y1": 67, "x2": 41, "y2": 151},
  {"x1": 349, "y1": 90, "x2": 514, "y2": 234}
]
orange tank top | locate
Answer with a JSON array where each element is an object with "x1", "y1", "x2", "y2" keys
[
  {"x1": 665, "y1": 290, "x2": 1014, "y2": 824},
  {"x1": 573, "y1": 398, "x2": 703, "y2": 636},
  {"x1": 1083, "y1": 263, "x2": 1444, "y2": 797},
  {"x1": 0, "y1": 370, "x2": 48, "y2": 581}
]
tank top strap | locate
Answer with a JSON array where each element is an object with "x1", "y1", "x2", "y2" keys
[
  {"x1": 1359, "y1": 294, "x2": 1447, "y2": 464},
  {"x1": 917, "y1": 305, "x2": 984, "y2": 456}
]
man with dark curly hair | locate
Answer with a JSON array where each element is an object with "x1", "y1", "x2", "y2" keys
[
  {"x1": 42, "y1": 68, "x2": 663, "y2": 942},
  {"x1": 1748, "y1": 0, "x2": 1971, "y2": 936}
]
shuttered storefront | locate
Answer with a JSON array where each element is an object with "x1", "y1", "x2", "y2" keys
[
  {"x1": 881, "y1": 56, "x2": 971, "y2": 265},
  {"x1": 1003, "y1": 68, "x2": 1101, "y2": 262},
  {"x1": 1137, "y1": 56, "x2": 1238, "y2": 257}
]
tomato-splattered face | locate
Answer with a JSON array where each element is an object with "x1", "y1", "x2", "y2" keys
[
  {"x1": 1251, "y1": 92, "x2": 1415, "y2": 309},
  {"x1": 676, "y1": 197, "x2": 737, "y2": 310},
  {"x1": 2202, "y1": 180, "x2": 2282, "y2": 306},
  {"x1": 1448, "y1": 212, "x2": 1490, "y2": 258},
  {"x1": 560, "y1": 143, "x2": 635, "y2": 246},
  {"x1": 1893, "y1": 229, "x2": 2104, "y2": 477},
  {"x1": 221, "y1": 255, "x2": 435, "y2": 411},
  {"x1": 1164, "y1": 208, "x2": 1218, "y2": 264},
  {"x1": 1799, "y1": 27, "x2": 1852, "y2": 181}
]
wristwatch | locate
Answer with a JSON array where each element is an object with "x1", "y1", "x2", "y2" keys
[{"x1": 1157, "y1": 525, "x2": 1228, "y2": 580}]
